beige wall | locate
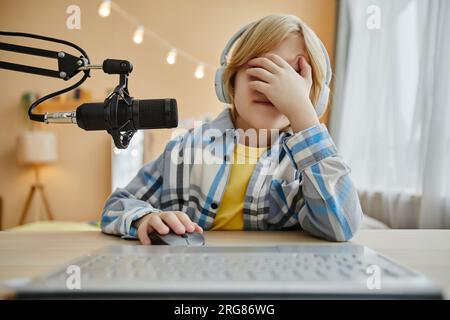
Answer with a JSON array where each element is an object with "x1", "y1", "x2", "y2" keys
[{"x1": 0, "y1": 0, "x2": 337, "y2": 229}]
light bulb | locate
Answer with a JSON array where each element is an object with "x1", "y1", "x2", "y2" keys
[
  {"x1": 98, "y1": 0, "x2": 111, "y2": 17},
  {"x1": 195, "y1": 63, "x2": 205, "y2": 79},
  {"x1": 113, "y1": 147, "x2": 121, "y2": 155},
  {"x1": 133, "y1": 25, "x2": 144, "y2": 44},
  {"x1": 166, "y1": 48, "x2": 177, "y2": 65}
]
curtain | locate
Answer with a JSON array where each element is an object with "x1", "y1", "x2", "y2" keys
[{"x1": 329, "y1": 0, "x2": 450, "y2": 228}]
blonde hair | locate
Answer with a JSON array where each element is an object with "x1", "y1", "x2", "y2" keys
[{"x1": 222, "y1": 14, "x2": 330, "y2": 120}]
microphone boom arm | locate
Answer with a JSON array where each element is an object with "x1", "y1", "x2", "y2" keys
[
  {"x1": 0, "y1": 31, "x2": 134, "y2": 122},
  {"x1": 0, "y1": 36, "x2": 89, "y2": 81},
  {"x1": 0, "y1": 31, "x2": 147, "y2": 149}
]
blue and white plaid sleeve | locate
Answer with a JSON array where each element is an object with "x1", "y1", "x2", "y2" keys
[
  {"x1": 100, "y1": 152, "x2": 165, "y2": 238},
  {"x1": 283, "y1": 123, "x2": 363, "y2": 241}
]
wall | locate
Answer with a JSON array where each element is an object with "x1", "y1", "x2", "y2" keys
[{"x1": 0, "y1": 0, "x2": 337, "y2": 228}]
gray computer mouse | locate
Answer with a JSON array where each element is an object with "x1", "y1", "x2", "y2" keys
[{"x1": 148, "y1": 232, "x2": 205, "y2": 246}]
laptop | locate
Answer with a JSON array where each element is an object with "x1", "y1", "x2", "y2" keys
[{"x1": 16, "y1": 244, "x2": 442, "y2": 299}]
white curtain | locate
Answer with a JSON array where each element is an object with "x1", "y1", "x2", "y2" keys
[
  {"x1": 329, "y1": 0, "x2": 450, "y2": 228},
  {"x1": 111, "y1": 131, "x2": 144, "y2": 192}
]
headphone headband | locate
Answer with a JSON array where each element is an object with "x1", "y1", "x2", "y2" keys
[{"x1": 219, "y1": 24, "x2": 252, "y2": 66}]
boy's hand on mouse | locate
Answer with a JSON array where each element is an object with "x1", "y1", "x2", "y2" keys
[
  {"x1": 135, "y1": 211, "x2": 203, "y2": 245},
  {"x1": 246, "y1": 53, "x2": 320, "y2": 132}
]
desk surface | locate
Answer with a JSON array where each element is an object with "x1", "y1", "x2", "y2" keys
[{"x1": 0, "y1": 230, "x2": 449, "y2": 299}]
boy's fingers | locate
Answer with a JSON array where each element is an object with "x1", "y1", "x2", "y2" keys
[
  {"x1": 248, "y1": 81, "x2": 270, "y2": 95},
  {"x1": 160, "y1": 211, "x2": 186, "y2": 234},
  {"x1": 247, "y1": 56, "x2": 281, "y2": 74},
  {"x1": 246, "y1": 67, "x2": 274, "y2": 83},
  {"x1": 299, "y1": 56, "x2": 312, "y2": 79},
  {"x1": 264, "y1": 53, "x2": 291, "y2": 70},
  {"x1": 137, "y1": 223, "x2": 151, "y2": 245},
  {"x1": 149, "y1": 214, "x2": 170, "y2": 235},
  {"x1": 175, "y1": 212, "x2": 195, "y2": 232}
]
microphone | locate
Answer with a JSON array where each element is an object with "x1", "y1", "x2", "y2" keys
[
  {"x1": 75, "y1": 98, "x2": 178, "y2": 131},
  {"x1": 43, "y1": 98, "x2": 178, "y2": 149},
  {"x1": 35, "y1": 57, "x2": 178, "y2": 149}
]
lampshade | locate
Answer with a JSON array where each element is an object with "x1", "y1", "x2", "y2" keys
[{"x1": 17, "y1": 131, "x2": 58, "y2": 165}]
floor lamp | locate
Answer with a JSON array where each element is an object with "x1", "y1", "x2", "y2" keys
[{"x1": 17, "y1": 131, "x2": 58, "y2": 225}]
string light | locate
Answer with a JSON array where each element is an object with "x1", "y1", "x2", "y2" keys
[
  {"x1": 195, "y1": 63, "x2": 205, "y2": 79},
  {"x1": 133, "y1": 25, "x2": 144, "y2": 44},
  {"x1": 97, "y1": 1, "x2": 216, "y2": 79},
  {"x1": 166, "y1": 48, "x2": 177, "y2": 65},
  {"x1": 98, "y1": 0, "x2": 111, "y2": 17}
]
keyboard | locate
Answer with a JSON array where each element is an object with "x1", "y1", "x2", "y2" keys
[
  {"x1": 76, "y1": 248, "x2": 413, "y2": 282},
  {"x1": 16, "y1": 244, "x2": 443, "y2": 299}
]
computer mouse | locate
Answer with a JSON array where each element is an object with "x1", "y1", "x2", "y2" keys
[{"x1": 148, "y1": 232, "x2": 205, "y2": 246}]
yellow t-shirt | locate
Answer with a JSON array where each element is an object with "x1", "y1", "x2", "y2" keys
[{"x1": 211, "y1": 143, "x2": 267, "y2": 230}]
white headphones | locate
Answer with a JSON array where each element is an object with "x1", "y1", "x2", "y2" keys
[{"x1": 214, "y1": 22, "x2": 332, "y2": 118}]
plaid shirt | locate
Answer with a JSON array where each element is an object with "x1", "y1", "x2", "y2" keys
[{"x1": 101, "y1": 107, "x2": 363, "y2": 241}]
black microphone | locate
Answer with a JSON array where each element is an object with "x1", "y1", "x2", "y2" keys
[
  {"x1": 43, "y1": 97, "x2": 178, "y2": 149},
  {"x1": 75, "y1": 98, "x2": 178, "y2": 131},
  {"x1": 38, "y1": 56, "x2": 177, "y2": 149}
]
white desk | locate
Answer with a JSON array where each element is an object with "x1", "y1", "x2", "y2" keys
[{"x1": 0, "y1": 230, "x2": 449, "y2": 299}]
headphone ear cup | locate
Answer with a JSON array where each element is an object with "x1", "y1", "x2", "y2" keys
[
  {"x1": 315, "y1": 85, "x2": 330, "y2": 118},
  {"x1": 215, "y1": 67, "x2": 230, "y2": 104}
]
